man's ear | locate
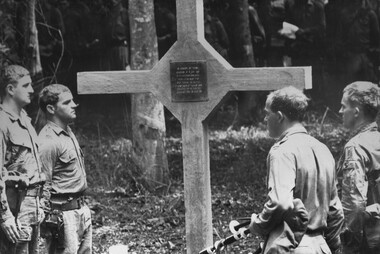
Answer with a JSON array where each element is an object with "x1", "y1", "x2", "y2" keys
[
  {"x1": 276, "y1": 111, "x2": 285, "y2": 122},
  {"x1": 353, "y1": 106, "x2": 361, "y2": 118},
  {"x1": 5, "y1": 84, "x2": 14, "y2": 96},
  {"x1": 46, "y1": 104, "x2": 55, "y2": 115}
]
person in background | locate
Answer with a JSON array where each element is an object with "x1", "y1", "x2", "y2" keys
[
  {"x1": 337, "y1": 81, "x2": 380, "y2": 254},
  {"x1": 283, "y1": 0, "x2": 326, "y2": 100},
  {"x1": 38, "y1": 84, "x2": 91, "y2": 254},
  {"x1": 154, "y1": 0, "x2": 177, "y2": 59},
  {"x1": 335, "y1": 0, "x2": 380, "y2": 85},
  {"x1": 204, "y1": 0, "x2": 230, "y2": 60},
  {"x1": 104, "y1": 0, "x2": 130, "y2": 70}
]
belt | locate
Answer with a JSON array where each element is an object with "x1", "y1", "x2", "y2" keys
[{"x1": 50, "y1": 195, "x2": 85, "y2": 211}]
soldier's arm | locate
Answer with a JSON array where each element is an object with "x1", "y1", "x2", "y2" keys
[
  {"x1": 0, "y1": 128, "x2": 13, "y2": 223},
  {"x1": 249, "y1": 149, "x2": 295, "y2": 236},
  {"x1": 341, "y1": 146, "x2": 368, "y2": 235},
  {"x1": 0, "y1": 125, "x2": 20, "y2": 243},
  {"x1": 38, "y1": 135, "x2": 58, "y2": 211},
  {"x1": 325, "y1": 176, "x2": 344, "y2": 252}
]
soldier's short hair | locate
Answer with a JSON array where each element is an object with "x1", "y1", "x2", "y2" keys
[
  {"x1": 343, "y1": 81, "x2": 380, "y2": 120},
  {"x1": 39, "y1": 84, "x2": 71, "y2": 113},
  {"x1": 266, "y1": 86, "x2": 309, "y2": 122},
  {"x1": 0, "y1": 65, "x2": 30, "y2": 97}
]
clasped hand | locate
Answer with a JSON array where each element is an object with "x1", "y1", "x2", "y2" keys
[{"x1": 0, "y1": 216, "x2": 20, "y2": 243}]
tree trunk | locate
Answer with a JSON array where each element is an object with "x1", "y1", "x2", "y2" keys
[
  {"x1": 129, "y1": 0, "x2": 169, "y2": 194},
  {"x1": 0, "y1": 1, "x2": 17, "y2": 67},
  {"x1": 18, "y1": 0, "x2": 42, "y2": 76}
]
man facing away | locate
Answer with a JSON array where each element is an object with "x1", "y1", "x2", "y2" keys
[
  {"x1": 38, "y1": 84, "x2": 92, "y2": 254},
  {"x1": 338, "y1": 81, "x2": 380, "y2": 254},
  {"x1": 246, "y1": 86, "x2": 344, "y2": 254},
  {"x1": 0, "y1": 65, "x2": 46, "y2": 254}
]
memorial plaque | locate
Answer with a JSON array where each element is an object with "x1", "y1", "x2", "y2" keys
[{"x1": 170, "y1": 61, "x2": 208, "y2": 102}]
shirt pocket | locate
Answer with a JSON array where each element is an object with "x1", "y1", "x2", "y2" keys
[
  {"x1": 8, "y1": 131, "x2": 32, "y2": 155},
  {"x1": 58, "y1": 150, "x2": 77, "y2": 165},
  {"x1": 7, "y1": 131, "x2": 34, "y2": 173}
]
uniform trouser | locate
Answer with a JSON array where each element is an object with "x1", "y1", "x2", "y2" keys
[
  {"x1": 0, "y1": 196, "x2": 43, "y2": 254},
  {"x1": 45, "y1": 205, "x2": 92, "y2": 254},
  {"x1": 291, "y1": 234, "x2": 331, "y2": 254}
]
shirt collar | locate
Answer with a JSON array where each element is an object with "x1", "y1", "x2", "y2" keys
[
  {"x1": 47, "y1": 121, "x2": 71, "y2": 136},
  {"x1": 0, "y1": 105, "x2": 28, "y2": 127},
  {"x1": 277, "y1": 124, "x2": 308, "y2": 142},
  {"x1": 351, "y1": 122, "x2": 378, "y2": 138}
]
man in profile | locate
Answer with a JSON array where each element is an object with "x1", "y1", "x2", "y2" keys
[
  {"x1": 38, "y1": 84, "x2": 92, "y2": 254},
  {"x1": 247, "y1": 86, "x2": 344, "y2": 253},
  {"x1": 338, "y1": 81, "x2": 380, "y2": 254},
  {"x1": 0, "y1": 65, "x2": 46, "y2": 253}
]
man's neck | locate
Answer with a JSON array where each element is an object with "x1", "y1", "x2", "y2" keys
[
  {"x1": 352, "y1": 118, "x2": 373, "y2": 133},
  {"x1": 276, "y1": 121, "x2": 303, "y2": 139},
  {"x1": 49, "y1": 117, "x2": 69, "y2": 132},
  {"x1": 282, "y1": 121, "x2": 303, "y2": 134},
  {"x1": 1, "y1": 98, "x2": 23, "y2": 116}
]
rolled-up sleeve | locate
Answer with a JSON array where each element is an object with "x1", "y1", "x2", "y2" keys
[
  {"x1": 38, "y1": 136, "x2": 57, "y2": 203},
  {"x1": 250, "y1": 149, "x2": 296, "y2": 236}
]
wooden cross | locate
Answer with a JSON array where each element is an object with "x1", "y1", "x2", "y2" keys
[{"x1": 77, "y1": 0, "x2": 311, "y2": 252}]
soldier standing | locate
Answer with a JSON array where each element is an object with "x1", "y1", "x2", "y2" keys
[
  {"x1": 38, "y1": 84, "x2": 92, "y2": 254},
  {"x1": 338, "y1": 81, "x2": 380, "y2": 254},
  {"x1": 0, "y1": 65, "x2": 46, "y2": 254}
]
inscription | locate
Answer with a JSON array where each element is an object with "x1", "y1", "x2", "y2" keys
[{"x1": 170, "y1": 61, "x2": 208, "y2": 102}]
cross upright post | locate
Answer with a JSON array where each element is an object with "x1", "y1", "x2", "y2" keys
[{"x1": 77, "y1": 0, "x2": 312, "y2": 252}]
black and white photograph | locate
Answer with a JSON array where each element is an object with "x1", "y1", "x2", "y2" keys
[{"x1": 0, "y1": 0, "x2": 380, "y2": 253}]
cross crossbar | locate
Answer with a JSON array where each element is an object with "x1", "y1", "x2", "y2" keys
[{"x1": 77, "y1": 0, "x2": 311, "y2": 253}]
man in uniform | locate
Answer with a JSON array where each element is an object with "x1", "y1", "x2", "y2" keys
[
  {"x1": 0, "y1": 65, "x2": 46, "y2": 253},
  {"x1": 338, "y1": 81, "x2": 380, "y2": 254},
  {"x1": 38, "y1": 84, "x2": 92, "y2": 254},
  {"x1": 247, "y1": 86, "x2": 344, "y2": 253}
]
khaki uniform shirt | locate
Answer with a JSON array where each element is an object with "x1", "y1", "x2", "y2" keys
[
  {"x1": 338, "y1": 122, "x2": 380, "y2": 250},
  {"x1": 38, "y1": 121, "x2": 87, "y2": 197},
  {"x1": 251, "y1": 125, "x2": 344, "y2": 250},
  {"x1": 0, "y1": 106, "x2": 44, "y2": 222}
]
